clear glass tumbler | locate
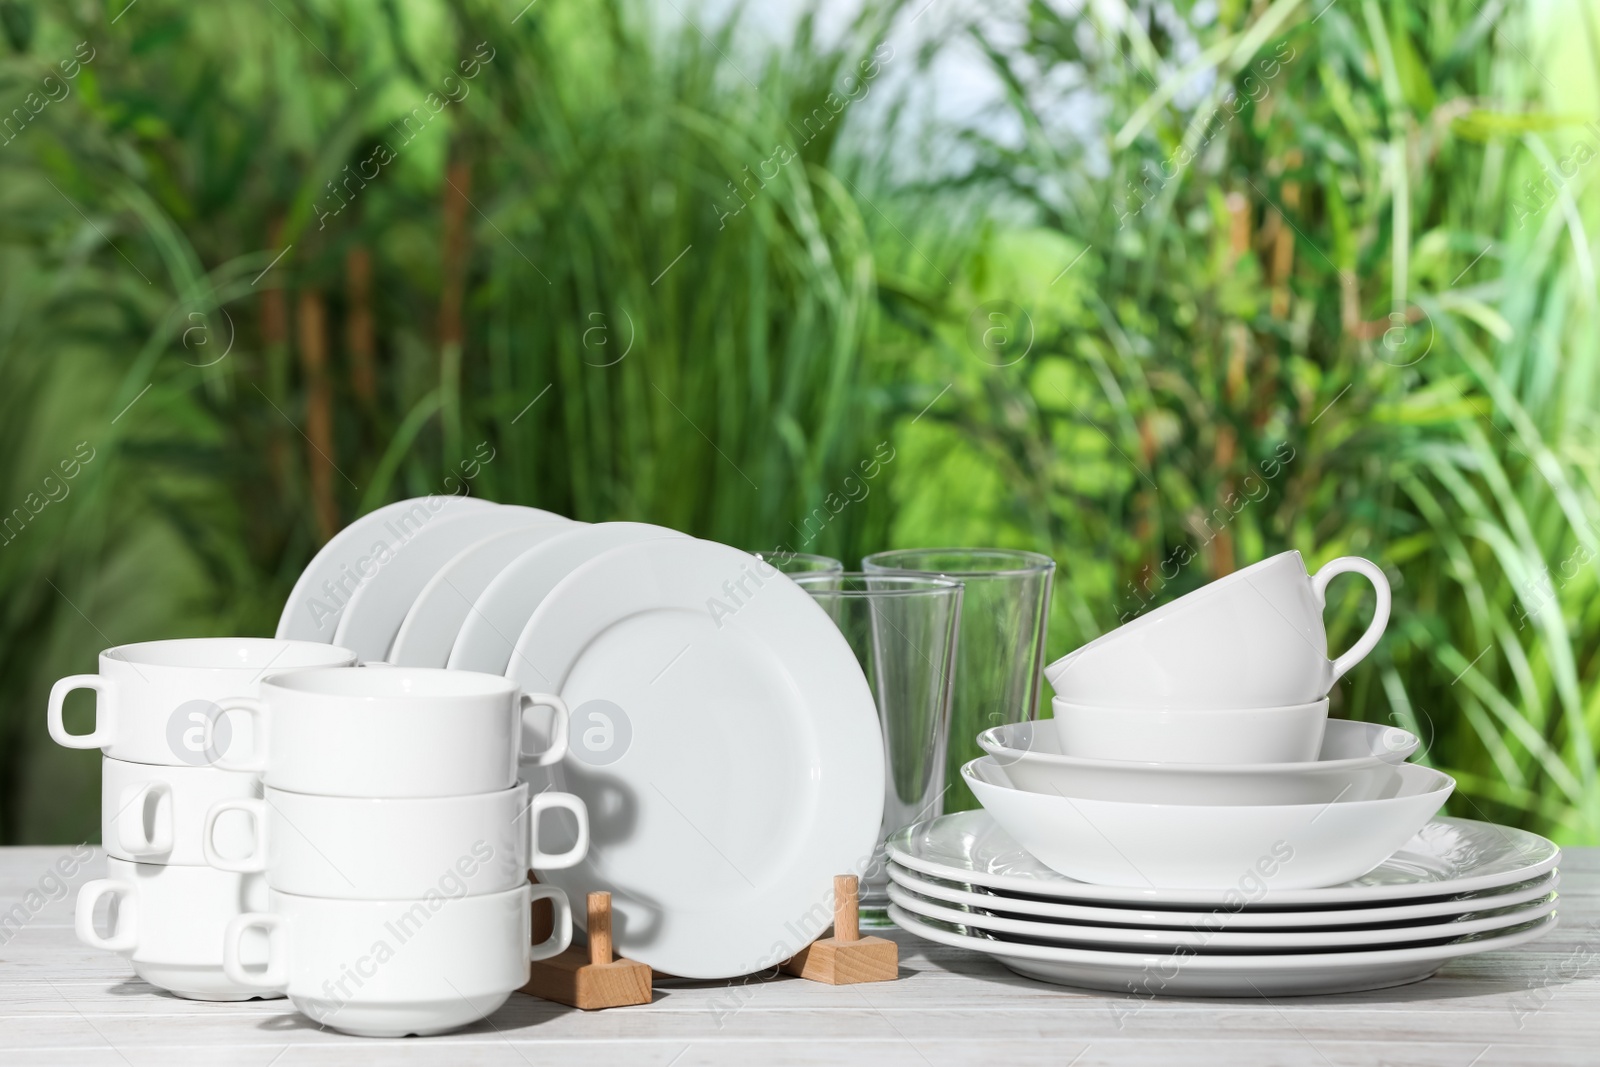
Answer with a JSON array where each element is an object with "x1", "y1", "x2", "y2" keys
[
  {"x1": 794, "y1": 573, "x2": 962, "y2": 924},
  {"x1": 861, "y1": 549, "x2": 1055, "y2": 812}
]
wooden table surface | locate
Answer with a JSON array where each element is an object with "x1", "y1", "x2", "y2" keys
[{"x1": 2, "y1": 846, "x2": 1594, "y2": 1066}]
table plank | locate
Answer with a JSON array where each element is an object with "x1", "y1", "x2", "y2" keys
[{"x1": 0, "y1": 848, "x2": 1593, "y2": 1065}]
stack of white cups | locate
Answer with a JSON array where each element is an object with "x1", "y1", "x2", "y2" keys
[
  {"x1": 52, "y1": 638, "x2": 357, "y2": 1001},
  {"x1": 203, "y1": 666, "x2": 588, "y2": 1037}
]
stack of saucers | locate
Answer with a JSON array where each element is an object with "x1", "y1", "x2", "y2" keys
[{"x1": 887, "y1": 550, "x2": 1562, "y2": 996}]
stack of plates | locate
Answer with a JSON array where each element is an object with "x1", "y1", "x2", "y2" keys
[
  {"x1": 887, "y1": 810, "x2": 1560, "y2": 996},
  {"x1": 275, "y1": 497, "x2": 887, "y2": 980}
]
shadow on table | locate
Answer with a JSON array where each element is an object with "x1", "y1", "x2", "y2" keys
[{"x1": 251, "y1": 989, "x2": 667, "y2": 1035}]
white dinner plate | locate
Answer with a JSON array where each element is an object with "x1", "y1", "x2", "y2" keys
[
  {"x1": 332, "y1": 506, "x2": 567, "y2": 661},
  {"x1": 276, "y1": 496, "x2": 496, "y2": 642},
  {"x1": 889, "y1": 905, "x2": 1560, "y2": 997},
  {"x1": 885, "y1": 864, "x2": 1560, "y2": 930},
  {"x1": 887, "y1": 882, "x2": 1558, "y2": 952},
  {"x1": 447, "y1": 523, "x2": 687, "y2": 675},
  {"x1": 387, "y1": 523, "x2": 583, "y2": 667},
  {"x1": 507, "y1": 538, "x2": 884, "y2": 979},
  {"x1": 887, "y1": 810, "x2": 1560, "y2": 908}
]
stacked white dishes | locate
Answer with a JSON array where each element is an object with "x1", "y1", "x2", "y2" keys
[
  {"x1": 888, "y1": 550, "x2": 1561, "y2": 995},
  {"x1": 55, "y1": 638, "x2": 356, "y2": 1001},
  {"x1": 276, "y1": 499, "x2": 887, "y2": 982},
  {"x1": 203, "y1": 666, "x2": 587, "y2": 1037}
]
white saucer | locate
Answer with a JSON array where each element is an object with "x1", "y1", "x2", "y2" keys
[
  {"x1": 888, "y1": 810, "x2": 1559, "y2": 908},
  {"x1": 889, "y1": 905, "x2": 1560, "y2": 997},
  {"x1": 388, "y1": 523, "x2": 582, "y2": 667},
  {"x1": 447, "y1": 523, "x2": 686, "y2": 675},
  {"x1": 887, "y1": 882, "x2": 1558, "y2": 951},
  {"x1": 508, "y1": 538, "x2": 884, "y2": 979},
  {"x1": 333, "y1": 506, "x2": 568, "y2": 661},
  {"x1": 886, "y1": 864, "x2": 1560, "y2": 930},
  {"x1": 276, "y1": 496, "x2": 496, "y2": 642}
]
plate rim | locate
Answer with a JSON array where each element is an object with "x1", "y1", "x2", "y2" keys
[{"x1": 887, "y1": 810, "x2": 1560, "y2": 907}]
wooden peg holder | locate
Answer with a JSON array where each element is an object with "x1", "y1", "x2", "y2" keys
[
  {"x1": 521, "y1": 890, "x2": 653, "y2": 1010},
  {"x1": 781, "y1": 874, "x2": 898, "y2": 985}
]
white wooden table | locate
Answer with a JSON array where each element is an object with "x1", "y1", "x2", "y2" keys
[{"x1": 3, "y1": 847, "x2": 1594, "y2": 1065}]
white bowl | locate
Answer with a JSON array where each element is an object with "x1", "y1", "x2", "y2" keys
[
  {"x1": 981, "y1": 719, "x2": 1419, "y2": 805},
  {"x1": 1051, "y1": 697, "x2": 1328, "y2": 764},
  {"x1": 964, "y1": 756, "x2": 1454, "y2": 890}
]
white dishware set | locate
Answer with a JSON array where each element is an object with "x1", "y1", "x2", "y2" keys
[
  {"x1": 889, "y1": 550, "x2": 1562, "y2": 996},
  {"x1": 61, "y1": 497, "x2": 887, "y2": 1034},
  {"x1": 52, "y1": 638, "x2": 356, "y2": 1002}
]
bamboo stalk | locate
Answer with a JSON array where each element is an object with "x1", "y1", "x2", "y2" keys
[
  {"x1": 345, "y1": 245, "x2": 377, "y2": 404},
  {"x1": 440, "y1": 153, "x2": 472, "y2": 463},
  {"x1": 296, "y1": 290, "x2": 340, "y2": 542}
]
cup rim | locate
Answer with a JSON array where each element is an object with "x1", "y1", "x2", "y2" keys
[
  {"x1": 262, "y1": 665, "x2": 517, "y2": 701},
  {"x1": 751, "y1": 550, "x2": 844, "y2": 573},
  {"x1": 103, "y1": 638, "x2": 357, "y2": 673},
  {"x1": 1050, "y1": 696, "x2": 1330, "y2": 716},
  {"x1": 862, "y1": 547, "x2": 1055, "y2": 579},
  {"x1": 1050, "y1": 549, "x2": 1307, "y2": 668},
  {"x1": 791, "y1": 573, "x2": 963, "y2": 599}
]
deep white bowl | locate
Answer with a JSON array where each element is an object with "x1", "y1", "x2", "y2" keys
[
  {"x1": 964, "y1": 756, "x2": 1454, "y2": 890},
  {"x1": 981, "y1": 719, "x2": 1418, "y2": 805},
  {"x1": 1051, "y1": 696, "x2": 1328, "y2": 764}
]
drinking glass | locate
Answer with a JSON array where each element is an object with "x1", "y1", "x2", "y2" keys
[
  {"x1": 750, "y1": 550, "x2": 844, "y2": 577},
  {"x1": 861, "y1": 549, "x2": 1055, "y2": 812},
  {"x1": 793, "y1": 574, "x2": 961, "y2": 924}
]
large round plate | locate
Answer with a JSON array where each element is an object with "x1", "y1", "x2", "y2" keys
[
  {"x1": 508, "y1": 538, "x2": 884, "y2": 979},
  {"x1": 886, "y1": 864, "x2": 1560, "y2": 930},
  {"x1": 888, "y1": 810, "x2": 1559, "y2": 908},
  {"x1": 889, "y1": 905, "x2": 1560, "y2": 997},
  {"x1": 887, "y1": 882, "x2": 1558, "y2": 952},
  {"x1": 333, "y1": 506, "x2": 568, "y2": 661},
  {"x1": 388, "y1": 523, "x2": 583, "y2": 667},
  {"x1": 276, "y1": 496, "x2": 496, "y2": 642},
  {"x1": 448, "y1": 523, "x2": 686, "y2": 675}
]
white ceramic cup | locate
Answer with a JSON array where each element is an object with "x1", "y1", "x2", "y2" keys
[
  {"x1": 212, "y1": 667, "x2": 569, "y2": 797},
  {"x1": 101, "y1": 757, "x2": 261, "y2": 865},
  {"x1": 222, "y1": 883, "x2": 567, "y2": 1037},
  {"x1": 202, "y1": 783, "x2": 590, "y2": 898},
  {"x1": 1051, "y1": 697, "x2": 1329, "y2": 764},
  {"x1": 1046, "y1": 551, "x2": 1390, "y2": 708},
  {"x1": 49, "y1": 639, "x2": 358, "y2": 766},
  {"x1": 75, "y1": 857, "x2": 280, "y2": 1002}
]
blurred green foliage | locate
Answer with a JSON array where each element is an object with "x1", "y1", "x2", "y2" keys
[{"x1": 0, "y1": 0, "x2": 1597, "y2": 846}]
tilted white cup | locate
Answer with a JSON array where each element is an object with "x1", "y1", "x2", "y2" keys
[
  {"x1": 203, "y1": 783, "x2": 590, "y2": 898},
  {"x1": 101, "y1": 757, "x2": 261, "y2": 865},
  {"x1": 49, "y1": 638, "x2": 357, "y2": 766},
  {"x1": 1046, "y1": 551, "x2": 1390, "y2": 708},
  {"x1": 75, "y1": 857, "x2": 280, "y2": 1002},
  {"x1": 222, "y1": 883, "x2": 569, "y2": 1037},
  {"x1": 212, "y1": 667, "x2": 569, "y2": 797}
]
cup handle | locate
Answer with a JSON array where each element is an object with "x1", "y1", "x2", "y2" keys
[
  {"x1": 518, "y1": 693, "x2": 570, "y2": 767},
  {"x1": 117, "y1": 781, "x2": 174, "y2": 856},
  {"x1": 1312, "y1": 557, "x2": 1392, "y2": 685},
  {"x1": 204, "y1": 798, "x2": 268, "y2": 873},
  {"x1": 223, "y1": 913, "x2": 288, "y2": 990},
  {"x1": 75, "y1": 879, "x2": 137, "y2": 952},
  {"x1": 527, "y1": 885, "x2": 573, "y2": 962},
  {"x1": 48, "y1": 675, "x2": 116, "y2": 750},
  {"x1": 527, "y1": 791, "x2": 590, "y2": 870},
  {"x1": 211, "y1": 697, "x2": 269, "y2": 772}
]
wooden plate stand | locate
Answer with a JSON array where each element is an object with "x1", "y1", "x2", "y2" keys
[{"x1": 520, "y1": 874, "x2": 897, "y2": 1010}]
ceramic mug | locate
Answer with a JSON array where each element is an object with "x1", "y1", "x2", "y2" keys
[
  {"x1": 75, "y1": 857, "x2": 280, "y2": 1002},
  {"x1": 202, "y1": 783, "x2": 590, "y2": 898},
  {"x1": 1046, "y1": 551, "x2": 1390, "y2": 708},
  {"x1": 101, "y1": 757, "x2": 260, "y2": 865},
  {"x1": 1051, "y1": 697, "x2": 1329, "y2": 765},
  {"x1": 212, "y1": 667, "x2": 569, "y2": 797},
  {"x1": 222, "y1": 883, "x2": 567, "y2": 1037},
  {"x1": 48, "y1": 638, "x2": 357, "y2": 766}
]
